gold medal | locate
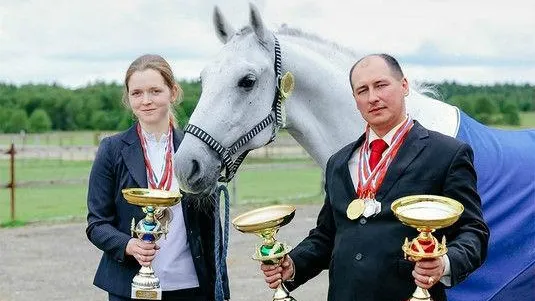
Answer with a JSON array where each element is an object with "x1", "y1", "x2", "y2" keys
[
  {"x1": 279, "y1": 71, "x2": 295, "y2": 100},
  {"x1": 346, "y1": 198, "x2": 365, "y2": 220}
]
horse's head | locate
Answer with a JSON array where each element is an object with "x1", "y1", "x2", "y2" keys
[{"x1": 174, "y1": 4, "x2": 280, "y2": 195}]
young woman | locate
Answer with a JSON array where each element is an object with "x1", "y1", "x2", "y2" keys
[{"x1": 86, "y1": 54, "x2": 229, "y2": 301}]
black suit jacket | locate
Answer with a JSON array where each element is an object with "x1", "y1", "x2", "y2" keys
[
  {"x1": 286, "y1": 121, "x2": 489, "y2": 301},
  {"x1": 86, "y1": 124, "x2": 230, "y2": 300}
]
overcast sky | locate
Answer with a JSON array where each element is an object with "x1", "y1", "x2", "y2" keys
[{"x1": 1, "y1": 0, "x2": 534, "y2": 88}]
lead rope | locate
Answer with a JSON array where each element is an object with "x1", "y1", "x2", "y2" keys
[{"x1": 214, "y1": 185, "x2": 230, "y2": 300}]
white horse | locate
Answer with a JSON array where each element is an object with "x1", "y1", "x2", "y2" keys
[{"x1": 174, "y1": 4, "x2": 535, "y2": 301}]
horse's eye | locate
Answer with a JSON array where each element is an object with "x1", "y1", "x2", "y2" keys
[{"x1": 238, "y1": 75, "x2": 256, "y2": 90}]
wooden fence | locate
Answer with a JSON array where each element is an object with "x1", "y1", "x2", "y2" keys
[{"x1": 1, "y1": 137, "x2": 318, "y2": 223}]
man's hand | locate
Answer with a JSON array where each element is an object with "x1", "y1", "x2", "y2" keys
[
  {"x1": 126, "y1": 238, "x2": 160, "y2": 267},
  {"x1": 260, "y1": 255, "x2": 295, "y2": 289},
  {"x1": 411, "y1": 257, "x2": 445, "y2": 289}
]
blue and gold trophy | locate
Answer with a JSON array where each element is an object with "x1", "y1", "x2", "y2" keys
[{"x1": 122, "y1": 188, "x2": 182, "y2": 300}]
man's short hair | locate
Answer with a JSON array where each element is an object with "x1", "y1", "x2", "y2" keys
[{"x1": 349, "y1": 54, "x2": 405, "y2": 90}]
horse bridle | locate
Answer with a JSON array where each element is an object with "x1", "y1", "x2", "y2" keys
[{"x1": 184, "y1": 36, "x2": 286, "y2": 183}]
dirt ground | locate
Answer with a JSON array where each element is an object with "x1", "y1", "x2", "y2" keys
[{"x1": 0, "y1": 204, "x2": 328, "y2": 301}]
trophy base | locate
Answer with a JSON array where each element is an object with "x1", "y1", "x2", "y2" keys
[
  {"x1": 408, "y1": 286, "x2": 432, "y2": 301},
  {"x1": 131, "y1": 266, "x2": 162, "y2": 300},
  {"x1": 131, "y1": 287, "x2": 162, "y2": 300}
]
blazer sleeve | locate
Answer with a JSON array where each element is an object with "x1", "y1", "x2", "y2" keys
[
  {"x1": 442, "y1": 143, "x2": 490, "y2": 286},
  {"x1": 86, "y1": 137, "x2": 132, "y2": 262},
  {"x1": 285, "y1": 170, "x2": 336, "y2": 291}
]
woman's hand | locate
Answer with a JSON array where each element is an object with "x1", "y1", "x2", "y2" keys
[{"x1": 126, "y1": 238, "x2": 160, "y2": 266}]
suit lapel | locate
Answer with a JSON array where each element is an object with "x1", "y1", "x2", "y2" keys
[
  {"x1": 121, "y1": 124, "x2": 148, "y2": 188},
  {"x1": 376, "y1": 121, "x2": 429, "y2": 199},
  {"x1": 337, "y1": 134, "x2": 366, "y2": 202}
]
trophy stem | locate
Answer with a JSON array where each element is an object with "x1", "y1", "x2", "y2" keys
[
  {"x1": 409, "y1": 286, "x2": 432, "y2": 301},
  {"x1": 272, "y1": 283, "x2": 296, "y2": 301},
  {"x1": 259, "y1": 228, "x2": 278, "y2": 246}
]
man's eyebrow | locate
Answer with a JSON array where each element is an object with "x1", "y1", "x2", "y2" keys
[{"x1": 355, "y1": 84, "x2": 367, "y2": 91}]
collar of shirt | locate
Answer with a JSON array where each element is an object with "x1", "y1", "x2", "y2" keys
[
  {"x1": 141, "y1": 127, "x2": 170, "y2": 144},
  {"x1": 141, "y1": 128, "x2": 170, "y2": 181},
  {"x1": 367, "y1": 115, "x2": 409, "y2": 148},
  {"x1": 348, "y1": 115, "x2": 409, "y2": 187}
]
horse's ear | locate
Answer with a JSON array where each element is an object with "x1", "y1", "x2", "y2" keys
[
  {"x1": 213, "y1": 6, "x2": 235, "y2": 44},
  {"x1": 249, "y1": 3, "x2": 268, "y2": 42}
]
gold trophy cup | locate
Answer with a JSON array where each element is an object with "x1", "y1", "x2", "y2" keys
[
  {"x1": 232, "y1": 205, "x2": 297, "y2": 301},
  {"x1": 391, "y1": 195, "x2": 464, "y2": 301},
  {"x1": 122, "y1": 188, "x2": 182, "y2": 300}
]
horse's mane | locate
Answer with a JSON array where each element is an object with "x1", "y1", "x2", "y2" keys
[
  {"x1": 276, "y1": 25, "x2": 359, "y2": 59},
  {"x1": 234, "y1": 25, "x2": 443, "y2": 100}
]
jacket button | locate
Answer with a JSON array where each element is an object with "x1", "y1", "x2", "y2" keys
[
  {"x1": 359, "y1": 218, "x2": 367, "y2": 225},
  {"x1": 355, "y1": 253, "x2": 363, "y2": 261}
]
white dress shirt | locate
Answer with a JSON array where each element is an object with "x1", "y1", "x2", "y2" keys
[{"x1": 141, "y1": 129, "x2": 199, "y2": 290}]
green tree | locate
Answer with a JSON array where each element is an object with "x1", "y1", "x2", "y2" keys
[
  {"x1": 117, "y1": 112, "x2": 134, "y2": 131},
  {"x1": 5, "y1": 109, "x2": 29, "y2": 133},
  {"x1": 449, "y1": 95, "x2": 476, "y2": 117},
  {"x1": 90, "y1": 110, "x2": 121, "y2": 130},
  {"x1": 473, "y1": 95, "x2": 499, "y2": 124},
  {"x1": 0, "y1": 109, "x2": 8, "y2": 133},
  {"x1": 28, "y1": 109, "x2": 53, "y2": 133},
  {"x1": 501, "y1": 103, "x2": 521, "y2": 126}
]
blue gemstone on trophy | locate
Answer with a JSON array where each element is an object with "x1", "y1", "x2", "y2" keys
[{"x1": 142, "y1": 233, "x2": 155, "y2": 241}]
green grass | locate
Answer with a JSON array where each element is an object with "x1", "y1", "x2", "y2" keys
[
  {"x1": 0, "y1": 184, "x2": 89, "y2": 224},
  {"x1": 0, "y1": 159, "x2": 92, "y2": 183},
  {"x1": 0, "y1": 220, "x2": 27, "y2": 227},
  {"x1": 227, "y1": 165, "x2": 323, "y2": 204},
  {"x1": 0, "y1": 158, "x2": 322, "y2": 225},
  {"x1": 492, "y1": 112, "x2": 535, "y2": 130},
  {"x1": 519, "y1": 112, "x2": 535, "y2": 128}
]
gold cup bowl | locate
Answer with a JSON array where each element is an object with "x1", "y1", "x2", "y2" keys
[
  {"x1": 391, "y1": 195, "x2": 464, "y2": 301},
  {"x1": 232, "y1": 205, "x2": 297, "y2": 301},
  {"x1": 122, "y1": 188, "x2": 182, "y2": 300}
]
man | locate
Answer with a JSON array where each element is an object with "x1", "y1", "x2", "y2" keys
[{"x1": 260, "y1": 54, "x2": 489, "y2": 300}]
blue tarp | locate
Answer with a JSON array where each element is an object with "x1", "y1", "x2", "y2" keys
[{"x1": 448, "y1": 111, "x2": 535, "y2": 301}]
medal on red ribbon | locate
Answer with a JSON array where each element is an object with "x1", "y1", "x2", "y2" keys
[
  {"x1": 137, "y1": 120, "x2": 174, "y2": 191},
  {"x1": 346, "y1": 117, "x2": 414, "y2": 220}
]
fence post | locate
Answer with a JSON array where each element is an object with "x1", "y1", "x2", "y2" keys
[{"x1": 5, "y1": 142, "x2": 16, "y2": 221}]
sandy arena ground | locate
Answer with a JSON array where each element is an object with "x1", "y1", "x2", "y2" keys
[{"x1": 0, "y1": 204, "x2": 328, "y2": 301}]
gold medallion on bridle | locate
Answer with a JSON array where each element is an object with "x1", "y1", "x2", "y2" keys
[
  {"x1": 279, "y1": 71, "x2": 295, "y2": 100},
  {"x1": 346, "y1": 198, "x2": 365, "y2": 220}
]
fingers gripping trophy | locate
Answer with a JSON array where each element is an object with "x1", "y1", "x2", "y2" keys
[
  {"x1": 232, "y1": 205, "x2": 297, "y2": 301},
  {"x1": 122, "y1": 188, "x2": 181, "y2": 300},
  {"x1": 391, "y1": 195, "x2": 464, "y2": 301}
]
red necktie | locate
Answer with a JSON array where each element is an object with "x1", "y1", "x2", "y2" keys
[{"x1": 369, "y1": 139, "x2": 389, "y2": 170}]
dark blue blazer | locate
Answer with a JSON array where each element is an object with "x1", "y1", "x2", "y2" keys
[
  {"x1": 86, "y1": 124, "x2": 230, "y2": 300},
  {"x1": 285, "y1": 121, "x2": 489, "y2": 301}
]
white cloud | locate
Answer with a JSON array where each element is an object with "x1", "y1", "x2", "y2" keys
[{"x1": 0, "y1": 0, "x2": 534, "y2": 86}]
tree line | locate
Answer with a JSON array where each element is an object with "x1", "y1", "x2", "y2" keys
[{"x1": 0, "y1": 81, "x2": 533, "y2": 133}]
